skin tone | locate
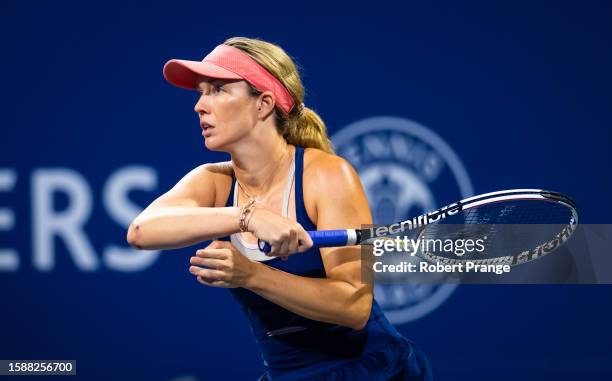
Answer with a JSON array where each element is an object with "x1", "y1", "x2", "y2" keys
[{"x1": 127, "y1": 75, "x2": 374, "y2": 330}]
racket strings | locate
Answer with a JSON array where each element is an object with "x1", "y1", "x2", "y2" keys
[
  {"x1": 416, "y1": 199, "x2": 575, "y2": 262},
  {"x1": 460, "y1": 200, "x2": 572, "y2": 224}
]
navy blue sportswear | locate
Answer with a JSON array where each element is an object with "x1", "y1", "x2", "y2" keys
[{"x1": 221, "y1": 147, "x2": 432, "y2": 380}]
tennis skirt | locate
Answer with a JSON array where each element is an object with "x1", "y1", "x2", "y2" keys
[{"x1": 257, "y1": 336, "x2": 433, "y2": 381}]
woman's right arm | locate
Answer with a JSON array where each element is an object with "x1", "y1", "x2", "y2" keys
[{"x1": 126, "y1": 163, "x2": 240, "y2": 250}]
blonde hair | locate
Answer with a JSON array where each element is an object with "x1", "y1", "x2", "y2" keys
[{"x1": 223, "y1": 37, "x2": 334, "y2": 154}]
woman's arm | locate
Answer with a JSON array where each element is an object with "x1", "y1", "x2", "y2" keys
[
  {"x1": 127, "y1": 163, "x2": 241, "y2": 250},
  {"x1": 244, "y1": 152, "x2": 373, "y2": 330},
  {"x1": 128, "y1": 161, "x2": 313, "y2": 252},
  {"x1": 245, "y1": 261, "x2": 371, "y2": 330},
  {"x1": 128, "y1": 206, "x2": 241, "y2": 250}
]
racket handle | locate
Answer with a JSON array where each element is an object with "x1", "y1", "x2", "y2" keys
[{"x1": 258, "y1": 230, "x2": 357, "y2": 253}]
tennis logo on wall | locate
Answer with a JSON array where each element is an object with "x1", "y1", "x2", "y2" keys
[{"x1": 331, "y1": 116, "x2": 474, "y2": 324}]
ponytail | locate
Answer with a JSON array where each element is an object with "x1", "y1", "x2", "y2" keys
[
  {"x1": 224, "y1": 37, "x2": 335, "y2": 154},
  {"x1": 280, "y1": 104, "x2": 334, "y2": 154}
]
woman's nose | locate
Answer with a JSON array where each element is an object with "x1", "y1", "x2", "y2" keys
[{"x1": 194, "y1": 94, "x2": 209, "y2": 115}]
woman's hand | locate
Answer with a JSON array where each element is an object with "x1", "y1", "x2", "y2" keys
[
  {"x1": 189, "y1": 240, "x2": 255, "y2": 288},
  {"x1": 248, "y1": 207, "x2": 313, "y2": 258}
]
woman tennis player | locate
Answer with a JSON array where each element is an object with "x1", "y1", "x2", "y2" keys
[{"x1": 127, "y1": 37, "x2": 432, "y2": 381}]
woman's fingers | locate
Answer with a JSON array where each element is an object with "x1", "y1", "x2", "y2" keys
[
  {"x1": 278, "y1": 236, "x2": 290, "y2": 257},
  {"x1": 197, "y1": 275, "x2": 227, "y2": 287},
  {"x1": 190, "y1": 256, "x2": 225, "y2": 269},
  {"x1": 297, "y1": 228, "x2": 314, "y2": 252},
  {"x1": 250, "y1": 207, "x2": 314, "y2": 258},
  {"x1": 268, "y1": 225, "x2": 306, "y2": 257},
  {"x1": 196, "y1": 248, "x2": 229, "y2": 259},
  {"x1": 288, "y1": 229, "x2": 299, "y2": 255},
  {"x1": 191, "y1": 241, "x2": 251, "y2": 289},
  {"x1": 196, "y1": 275, "x2": 214, "y2": 285},
  {"x1": 206, "y1": 240, "x2": 225, "y2": 249},
  {"x1": 189, "y1": 266, "x2": 226, "y2": 280},
  {"x1": 268, "y1": 242, "x2": 281, "y2": 257}
]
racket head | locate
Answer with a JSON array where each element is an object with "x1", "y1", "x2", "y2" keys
[{"x1": 364, "y1": 189, "x2": 578, "y2": 267}]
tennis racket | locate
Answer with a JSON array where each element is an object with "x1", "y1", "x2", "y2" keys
[{"x1": 258, "y1": 189, "x2": 578, "y2": 267}]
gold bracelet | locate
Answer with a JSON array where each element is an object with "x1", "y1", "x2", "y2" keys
[
  {"x1": 239, "y1": 198, "x2": 256, "y2": 232},
  {"x1": 244, "y1": 205, "x2": 256, "y2": 232}
]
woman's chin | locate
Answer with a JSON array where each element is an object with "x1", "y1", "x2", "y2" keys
[{"x1": 203, "y1": 137, "x2": 225, "y2": 151}]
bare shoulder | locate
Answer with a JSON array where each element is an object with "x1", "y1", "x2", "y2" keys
[
  {"x1": 205, "y1": 161, "x2": 235, "y2": 207},
  {"x1": 149, "y1": 161, "x2": 234, "y2": 208},
  {"x1": 202, "y1": 161, "x2": 234, "y2": 179},
  {"x1": 303, "y1": 148, "x2": 361, "y2": 189},
  {"x1": 302, "y1": 148, "x2": 369, "y2": 226},
  {"x1": 180, "y1": 161, "x2": 233, "y2": 190}
]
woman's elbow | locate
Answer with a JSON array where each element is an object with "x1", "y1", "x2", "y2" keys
[
  {"x1": 126, "y1": 221, "x2": 144, "y2": 249},
  {"x1": 349, "y1": 309, "x2": 370, "y2": 331},
  {"x1": 347, "y1": 293, "x2": 372, "y2": 331}
]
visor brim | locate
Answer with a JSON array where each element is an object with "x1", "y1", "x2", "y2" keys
[{"x1": 163, "y1": 59, "x2": 243, "y2": 89}]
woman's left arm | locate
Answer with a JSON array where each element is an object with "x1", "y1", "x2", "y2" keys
[{"x1": 244, "y1": 153, "x2": 373, "y2": 330}]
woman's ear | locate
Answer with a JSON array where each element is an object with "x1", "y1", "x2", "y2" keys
[{"x1": 257, "y1": 91, "x2": 276, "y2": 118}]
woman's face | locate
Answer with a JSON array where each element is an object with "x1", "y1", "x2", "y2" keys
[{"x1": 194, "y1": 77, "x2": 259, "y2": 151}]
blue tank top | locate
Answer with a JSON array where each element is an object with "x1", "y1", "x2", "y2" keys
[{"x1": 222, "y1": 147, "x2": 405, "y2": 380}]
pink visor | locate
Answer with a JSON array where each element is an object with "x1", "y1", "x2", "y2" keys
[{"x1": 163, "y1": 44, "x2": 296, "y2": 114}]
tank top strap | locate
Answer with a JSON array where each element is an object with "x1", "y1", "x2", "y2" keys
[
  {"x1": 294, "y1": 147, "x2": 317, "y2": 231},
  {"x1": 281, "y1": 154, "x2": 295, "y2": 217},
  {"x1": 224, "y1": 177, "x2": 235, "y2": 208}
]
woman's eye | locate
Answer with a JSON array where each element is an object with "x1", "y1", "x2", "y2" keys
[{"x1": 196, "y1": 84, "x2": 223, "y2": 95}]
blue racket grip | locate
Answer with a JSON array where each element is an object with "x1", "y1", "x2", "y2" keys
[{"x1": 258, "y1": 230, "x2": 351, "y2": 254}]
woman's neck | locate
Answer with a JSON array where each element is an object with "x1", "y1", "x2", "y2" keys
[{"x1": 230, "y1": 135, "x2": 293, "y2": 199}]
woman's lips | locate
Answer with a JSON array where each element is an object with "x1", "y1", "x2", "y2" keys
[{"x1": 201, "y1": 123, "x2": 215, "y2": 137}]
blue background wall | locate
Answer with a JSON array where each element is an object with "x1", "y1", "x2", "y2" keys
[{"x1": 1, "y1": 1, "x2": 611, "y2": 380}]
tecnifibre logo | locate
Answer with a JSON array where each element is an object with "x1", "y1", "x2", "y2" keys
[{"x1": 331, "y1": 116, "x2": 474, "y2": 324}]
